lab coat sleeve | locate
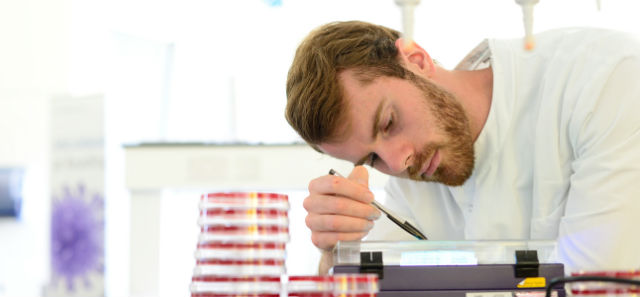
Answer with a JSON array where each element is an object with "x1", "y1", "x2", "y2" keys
[{"x1": 558, "y1": 55, "x2": 640, "y2": 273}]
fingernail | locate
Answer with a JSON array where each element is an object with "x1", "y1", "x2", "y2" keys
[
  {"x1": 367, "y1": 221, "x2": 375, "y2": 230},
  {"x1": 368, "y1": 210, "x2": 382, "y2": 220},
  {"x1": 364, "y1": 191, "x2": 374, "y2": 202}
]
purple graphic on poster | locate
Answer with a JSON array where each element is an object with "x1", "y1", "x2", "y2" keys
[{"x1": 51, "y1": 183, "x2": 104, "y2": 291}]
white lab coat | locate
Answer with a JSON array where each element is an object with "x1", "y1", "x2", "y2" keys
[{"x1": 366, "y1": 28, "x2": 640, "y2": 274}]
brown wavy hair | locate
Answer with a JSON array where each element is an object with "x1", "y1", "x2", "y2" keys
[{"x1": 285, "y1": 21, "x2": 410, "y2": 150}]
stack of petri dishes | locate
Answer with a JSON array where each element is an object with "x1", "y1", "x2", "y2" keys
[
  {"x1": 568, "y1": 270, "x2": 640, "y2": 297},
  {"x1": 287, "y1": 274, "x2": 379, "y2": 297},
  {"x1": 190, "y1": 192, "x2": 290, "y2": 297}
]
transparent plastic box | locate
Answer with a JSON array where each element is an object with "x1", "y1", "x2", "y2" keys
[{"x1": 333, "y1": 240, "x2": 558, "y2": 266}]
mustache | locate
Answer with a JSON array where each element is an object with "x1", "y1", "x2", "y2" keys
[{"x1": 407, "y1": 144, "x2": 438, "y2": 179}]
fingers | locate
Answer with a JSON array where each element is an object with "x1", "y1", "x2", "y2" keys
[
  {"x1": 303, "y1": 194, "x2": 381, "y2": 220},
  {"x1": 348, "y1": 165, "x2": 369, "y2": 188},
  {"x1": 308, "y1": 174, "x2": 373, "y2": 205},
  {"x1": 305, "y1": 213, "x2": 374, "y2": 232},
  {"x1": 304, "y1": 166, "x2": 379, "y2": 251},
  {"x1": 311, "y1": 231, "x2": 369, "y2": 251}
]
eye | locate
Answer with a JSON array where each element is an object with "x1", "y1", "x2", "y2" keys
[
  {"x1": 382, "y1": 113, "x2": 393, "y2": 133},
  {"x1": 368, "y1": 153, "x2": 379, "y2": 167}
]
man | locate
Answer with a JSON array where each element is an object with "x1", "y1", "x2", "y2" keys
[{"x1": 285, "y1": 21, "x2": 640, "y2": 275}]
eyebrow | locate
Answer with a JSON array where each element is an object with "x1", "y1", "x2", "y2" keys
[{"x1": 354, "y1": 100, "x2": 386, "y2": 166}]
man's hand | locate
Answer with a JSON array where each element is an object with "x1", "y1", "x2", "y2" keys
[{"x1": 303, "y1": 166, "x2": 381, "y2": 274}]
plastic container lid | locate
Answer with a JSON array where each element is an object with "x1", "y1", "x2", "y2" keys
[
  {"x1": 195, "y1": 248, "x2": 286, "y2": 261},
  {"x1": 195, "y1": 242, "x2": 286, "y2": 260},
  {"x1": 200, "y1": 208, "x2": 288, "y2": 218},
  {"x1": 286, "y1": 274, "x2": 379, "y2": 296},
  {"x1": 192, "y1": 276, "x2": 281, "y2": 282},
  {"x1": 200, "y1": 192, "x2": 289, "y2": 211},
  {"x1": 191, "y1": 293, "x2": 280, "y2": 297},
  {"x1": 287, "y1": 275, "x2": 333, "y2": 296},
  {"x1": 332, "y1": 273, "x2": 379, "y2": 294},
  {"x1": 196, "y1": 259, "x2": 285, "y2": 266},
  {"x1": 571, "y1": 271, "x2": 640, "y2": 279},
  {"x1": 198, "y1": 232, "x2": 290, "y2": 244},
  {"x1": 190, "y1": 278, "x2": 281, "y2": 294},
  {"x1": 201, "y1": 225, "x2": 289, "y2": 233},
  {"x1": 196, "y1": 242, "x2": 286, "y2": 250},
  {"x1": 192, "y1": 260, "x2": 286, "y2": 276},
  {"x1": 198, "y1": 212, "x2": 289, "y2": 228},
  {"x1": 198, "y1": 225, "x2": 289, "y2": 244}
]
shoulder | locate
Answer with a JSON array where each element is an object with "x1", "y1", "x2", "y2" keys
[{"x1": 489, "y1": 27, "x2": 640, "y2": 61}]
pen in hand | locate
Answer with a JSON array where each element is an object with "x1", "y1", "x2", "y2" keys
[{"x1": 328, "y1": 169, "x2": 428, "y2": 240}]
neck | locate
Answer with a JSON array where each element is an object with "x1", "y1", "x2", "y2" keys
[{"x1": 433, "y1": 66, "x2": 493, "y2": 142}]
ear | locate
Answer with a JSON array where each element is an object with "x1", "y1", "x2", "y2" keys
[{"x1": 395, "y1": 38, "x2": 436, "y2": 77}]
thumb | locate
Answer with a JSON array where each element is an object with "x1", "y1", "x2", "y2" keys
[{"x1": 347, "y1": 165, "x2": 370, "y2": 188}]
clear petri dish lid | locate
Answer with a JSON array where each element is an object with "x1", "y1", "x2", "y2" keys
[
  {"x1": 200, "y1": 208, "x2": 289, "y2": 218},
  {"x1": 200, "y1": 224, "x2": 289, "y2": 236},
  {"x1": 332, "y1": 273, "x2": 379, "y2": 294},
  {"x1": 201, "y1": 225, "x2": 289, "y2": 234},
  {"x1": 191, "y1": 293, "x2": 280, "y2": 297},
  {"x1": 571, "y1": 270, "x2": 640, "y2": 279},
  {"x1": 570, "y1": 289, "x2": 640, "y2": 296},
  {"x1": 287, "y1": 275, "x2": 334, "y2": 294},
  {"x1": 195, "y1": 242, "x2": 286, "y2": 260},
  {"x1": 198, "y1": 213, "x2": 289, "y2": 228},
  {"x1": 197, "y1": 242, "x2": 286, "y2": 250},
  {"x1": 190, "y1": 277, "x2": 281, "y2": 294},
  {"x1": 192, "y1": 261, "x2": 286, "y2": 277},
  {"x1": 200, "y1": 192, "x2": 290, "y2": 211},
  {"x1": 569, "y1": 270, "x2": 640, "y2": 295},
  {"x1": 192, "y1": 275, "x2": 281, "y2": 282},
  {"x1": 198, "y1": 232, "x2": 290, "y2": 244},
  {"x1": 195, "y1": 246, "x2": 286, "y2": 261},
  {"x1": 196, "y1": 258, "x2": 285, "y2": 266}
]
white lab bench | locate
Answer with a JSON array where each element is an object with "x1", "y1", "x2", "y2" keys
[{"x1": 124, "y1": 143, "x2": 388, "y2": 297}]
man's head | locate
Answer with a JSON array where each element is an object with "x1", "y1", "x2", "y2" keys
[
  {"x1": 285, "y1": 21, "x2": 407, "y2": 149},
  {"x1": 285, "y1": 21, "x2": 475, "y2": 186}
]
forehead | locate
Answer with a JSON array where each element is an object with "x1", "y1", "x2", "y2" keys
[
  {"x1": 337, "y1": 69, "x2": 382, "y2": 107},
  {"x1": 318, "y1": 70, "x2": 385, "y2": 161}
]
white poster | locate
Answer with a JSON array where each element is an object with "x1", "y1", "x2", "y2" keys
[{"x1": 46, "y1": 95, "x2": 105, "y2": 297}]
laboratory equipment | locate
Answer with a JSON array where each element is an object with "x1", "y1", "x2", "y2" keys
[
  {"x1": 568, "y1": 271, "x2": 640, "y2": 296},
  {"x1": 333, "y1": 274, "x2": 379, "y2": 296},
  {"x1": 287, "y1": 274, "x2": 379, "y2": 297},
  {"x1": 190, "y1": 192, "x2": 290, "y2": 297},
  {"x1": 515, "y1": 0, "x2": 540, "y2": 50},
  {"x1": 332, "y1": 240, "x2": 565, "y2": 297},
  {"x1": 395, "y1": 0, "x2": 421, "y2": 49},
  {"x1": 288, "y1": 275, "x2": 334, "y2": 297}
]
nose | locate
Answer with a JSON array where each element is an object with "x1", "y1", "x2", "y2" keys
[{"x1": 377, "y1": 139, "x2": 413, "y2": 175}]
